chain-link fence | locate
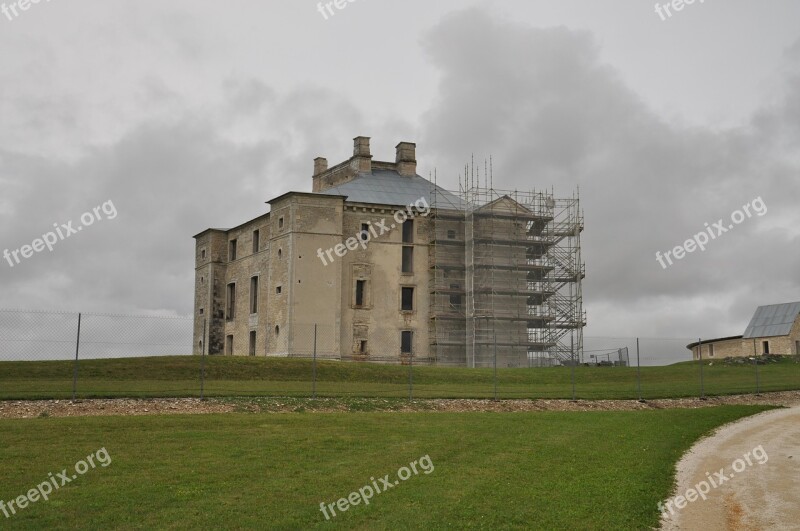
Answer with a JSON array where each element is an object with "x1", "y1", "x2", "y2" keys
[{"x1": 0, "y1": 310, "x2": 797, "y2": 400}]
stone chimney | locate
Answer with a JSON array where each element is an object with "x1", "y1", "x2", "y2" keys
[
  {"x1": 313, "y1": 157, "x2": 328, "y2": 176},
  {"x1": 396, "y1": 141, "x2": 417, "y2": 176},
  {"x1": 352, "y1": 136, "x2": 372, "y2": 173}
]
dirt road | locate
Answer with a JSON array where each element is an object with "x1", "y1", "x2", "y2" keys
[{"x1": 662, "y1": 406, "x2": 800, "y2": 530}]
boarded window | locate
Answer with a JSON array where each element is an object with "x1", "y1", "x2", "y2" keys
[
  {"x1": 402, "y1": 220, "x2": 414, "y2": 243},
  {"x1": 226, "y1": 283, "x2": 236, "y2": 321},
  {"x1": 402, "y1": 246, "x2": 413, "y2": 273},
  {"x1": 401, "y1": 331, "x2": 413, "y2": 354},
  {"x1": 401, "y1": 287, "x2": 414, "y2": 311},
  {"x1": 226, "y1": 335, "x2": 233, "y2": 356},
  {"x1": 250, "y1": 277, "x2": 259, "y2": 314},
  {"x1": 355, "y1": 280, "x2": 366, "y2": 307},
  {"x1": 447, "y1": 230, "x2": 456, "y2": 239}
]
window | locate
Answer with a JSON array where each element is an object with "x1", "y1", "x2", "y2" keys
[
  {"x1": 360, "y1": 223, "x2": 370, "y2": 241},
  {"x1": 708, "y1": 344, "x2": 714, "y2": 358},
  {"x1": 250, "y1": 276, "x2": 259, "y2": 314},
  {"x1": 201, "y1": 249, "x2": 206, "y2": 259},
  {"x1": 447, "y1": 230, "x2": 456, "y2": 239},
  {"x1": 360, "y1": 340, "x2": 367, "y2": 354},
  {"x1": 355, "y1": 280, "x2": 366, "y2": 307},
  {"x1": 402, "y1": 220, "x2": 414, "y2": 243},
  {"x1": 449, "y1": 283, "x2": 462, "y2": 307},
  {"x1": 401, "y1": 287, "x2": 414, "y2": 311},
  {"x1": 226, "y1": 283, "x2": 236, "y2": 321},
  {"x1": 226, "y1": 335, "x2": 233, "y2": 356},
  {"x1": 402, "y1": 246, "x2": 413, "y2": 273},
  {"x1": 199, "y1": 308, "x2": 204, "y2": 315},
  {"x1": 278, "y1": 217, "x2": 284, "y2": 229},
  {"x1": 229, "y1": 239, "x2": 237, "y2": 261},
  {"x1": 249, "y1": 331, "x2": 256, "y2": 356},
  {"x1": 276, "y1": 286, "x2": 282, "y2": 295},
  {"x1": 275, "y1": 325, "x2": 280, "y2": 336},
  {"x1": 252, "y1": 230, "x2": 260, "y2": 253},
  {"x1": 762, "y1": 341, "x2": 770, "y2": 354},
  {"x1": 278, "y1": 248, "x2": 282, "y2": 259},
  {"x1": 401, "y1": 331, "x2": 413, "y2": 354}
]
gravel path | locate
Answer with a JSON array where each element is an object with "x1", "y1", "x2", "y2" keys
[
  {"x1": 661, "y1": 405, "x2": 800, "y2": 530},
  {"x1": 0, "y1": 391, "x2": 798, "y2": 419}
]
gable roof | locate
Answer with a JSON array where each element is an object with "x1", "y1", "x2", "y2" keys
[
  {"x1": 743, "y1": 302, "x2": 800, "y2": 338},
  {"x1": 318, "y1": 170, "x2": 466, "y2": 209}
]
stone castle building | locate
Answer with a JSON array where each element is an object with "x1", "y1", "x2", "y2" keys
[{"x1": 193, "y1": 137, "x2": 585, "y2": 367}]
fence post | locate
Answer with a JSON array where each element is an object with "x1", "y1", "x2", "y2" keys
[
  {"x1": 71, "y1": 312, "x2": 82, "y2": 401},
  {"x1": 313, "y1": 324, "x2": 317, "y2": 399},
  {"x1": 570, "y1": 334, "x2": 576, "y2": 402},
  {"x1": 698, "y1": 338, "x2": 706, "y2": 400},
  {"x1": 408, "y1": 346, "x2": 413, "y2": 401},
  {"x1": 200, "y1": 318, "x2": 206, "y2": 400},
  {"x1": 636, "y1": 338, "x2": 644, "y2": 402},
  {"x1": 753, "y1": 338, "x2": 761, "y2": 395},
  {"x1": 493, "y1": 332, "x2": 498, "y2": 402}
]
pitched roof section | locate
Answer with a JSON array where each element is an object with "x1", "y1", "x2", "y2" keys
[
  {"x1": 743, "y1": 302, "x2": 800, "y2": 338},
  {"x1": 317, "y1": 170, "x2": 466, "y2": 210}
]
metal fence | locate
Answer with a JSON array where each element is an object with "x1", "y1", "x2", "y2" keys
[{"x1": 0, "y1": 310, "x2": 797, "y2": 401}]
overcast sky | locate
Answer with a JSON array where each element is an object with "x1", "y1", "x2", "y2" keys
[{"x1": 1, "y1": 0, "x2": 799, "y2": 343}]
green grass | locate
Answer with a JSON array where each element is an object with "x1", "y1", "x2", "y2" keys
[
  {"x1": 0, "y1": 406, "x2": 773, "y2": 529},
  {"x1": 0, "y1": 355, "x2": 797, "y2": 400}
]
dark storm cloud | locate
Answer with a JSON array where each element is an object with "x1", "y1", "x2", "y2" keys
[
  {"x1": 419, "y1": 9, "x2": 800, "y2": 336},
  {"x1": 0, "y1": 81, "x2": 366, "y2": 315}
]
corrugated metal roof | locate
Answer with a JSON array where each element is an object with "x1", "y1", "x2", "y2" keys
[
  {"x1": 743, "y1": 302, "x2": 800, "y2": 338},
  {"x1": 318, "y1": 170, "x2": 466, "y2": 210}
]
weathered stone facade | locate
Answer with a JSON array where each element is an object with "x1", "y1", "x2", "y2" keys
[{"x1": 193, "y1": 137, "x2": 433, "y2": 363}]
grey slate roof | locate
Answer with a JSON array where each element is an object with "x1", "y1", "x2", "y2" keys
[
  {"x1": 743, "y1": 302, "x2": 800, "y2": 338},
  {"x1": 318, "y1": 170, "x2": 466, "y2": 210}
]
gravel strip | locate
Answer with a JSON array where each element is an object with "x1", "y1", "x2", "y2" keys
[{"x1": 0, "y1": 391, "x2": 798, "y2": 419}]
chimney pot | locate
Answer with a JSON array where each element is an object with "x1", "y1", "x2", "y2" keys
[
  {"x1": 352, "y1": 136, "x2": 372, "y2": 173},
  {"x1": 313, "y1": 157, "x2": 328, "y2": 176},
  {"x1": 395, "y1": 141, "x2": 417, "y2": 176},
  {"x1": 353, "y1": 136, "x2": 371, "y2": 157}
]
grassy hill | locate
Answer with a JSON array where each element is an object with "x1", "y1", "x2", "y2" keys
[{"x1": 0, "y1": 355, "x2": 797, "y2": 400}]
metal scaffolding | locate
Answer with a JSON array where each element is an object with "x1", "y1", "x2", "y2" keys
[{"x1": 429, "y1": 167, "x2": 585, "y2": 368}]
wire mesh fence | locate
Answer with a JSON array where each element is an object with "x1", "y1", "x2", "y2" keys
[{"x1": 0, "y1": 310, "x2": 797, "y2": 401}]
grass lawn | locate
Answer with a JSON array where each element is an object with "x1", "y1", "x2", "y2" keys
[
  {"x1": 0, "y1": 355, "x2": 797, "y2": 400},
  {"x1": 0, "y1": 405, "x2": 774, "y2": 529}
]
